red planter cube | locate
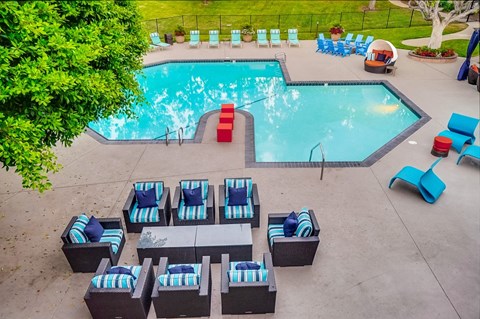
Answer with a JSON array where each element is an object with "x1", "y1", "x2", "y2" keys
[
  {"x1": 217, "y1": 123, "x2": 233, "y2": 142},
  {"x1": 221, "y1": 103, "x2": 235, "y2": 119},
  {"x1": 219, "y1": 112, "x2": 234, "y2": 130}
]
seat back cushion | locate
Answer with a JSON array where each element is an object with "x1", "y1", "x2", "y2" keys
[
  {"x1": 228, "y1": 269, "x2": 268, "y2": 282},
  {"x1": 91, "y1": 273, "x2": 135, "y2": 289},
  {"x1": 168, "y1": 263, "x2": 202, "y2": 275},
  {"x1": 134, "y1": 182, "x2": 163, "y2": 201},
  {"x1": 158, "y1": 273, "x2": 200, "y2": 286},
  {"x1": 84, "y1": 215, "x2": 104, "y2": 242},
  {"x1": 283, "y1": 211, "x2": 298, "y2": 237},
  {"x1": 68, "y1": 214, "x2": 90, "y2": 244},
  {"x1": 181, "y1": 180, "x2": 209, "y2": 200},
  {"x1": 295, "y1": 209, "x2": 313, "y2": 237},
  {"x1": 99, "y1": 229, "x2": 124, "y2": 254},
  {"x1": 225, "y1": 178, "x2": 253, "y2": 198}
]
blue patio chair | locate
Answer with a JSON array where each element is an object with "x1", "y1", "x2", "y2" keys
[
  {"x1": 287, "y1": 29, "x2": 300, "y2": 47},
  {"x1": 457, "y1": 145, "x2": 480, "y2": 165},
  {"x1": 189, "y1": 30, "x2": 201, "y2": 48},
  {"x1": 438, "y1": 113, "x2": 479, "y2": 153},
  {"x1": 231, "y1": 30, "x2": 242, "y2": 48},
  {"x1": 353, "y1": 34, "x2": 365, "y2": 47},
  {"x1": 339, "y1": 33, "x2": 353, "y2": 46},
  {"x1": 208, "y1": 30, "x2": 219, "y2": 48},
  {"x1": 389, "y1": 158, "x2": 446, "y2": 204},
  {"x1": 270, "y1": 29, "x2": 282, "y2": 47},
  {"x1": 336, "y1": 42, "x2": 351, "y2": 57},
  {"x1": 355, "y1": 36, "x2": 373, "y2": 56},
  {"x1": 150, "y1": 32, "x2": 171, "y2": 50},
  {"x1": 318, "y1": 33, "x2": 325, "y2": 41},
  {"x1": 325, "y1": 39, "x2": 338, "y2": 55},
  {"x1": 257, "y1": 29, "x2": 269, "y2": 47},
  {"x1": 316, "y1": 38, "x2": 327, "y2": 53}
]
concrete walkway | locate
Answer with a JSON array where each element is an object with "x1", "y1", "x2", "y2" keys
[{"x1": 0, "y1": 41, "x2": 479, "y2": 319}]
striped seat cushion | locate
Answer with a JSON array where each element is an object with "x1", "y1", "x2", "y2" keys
[
  {"x1": 99, "y1": 229, "x2": 123, "y2": 254},
  {"x1": 224, "y1": 197, "x2": 254, "y2": 219},
  {"x1": 130, "y1": 201, "x2": 160, "y2": 223},
  {"x1": 229, "y1": 261, "x2": 264, "y2": 270},
  {"x1": 91, "y1": 273, "x2": 136, "y2": 289},
  {"x1": 268, "y1": 224, "x2": 285, "y2": 246},
  {"x1": 180, "y1": 180, "x2": 209, "y2": 200},
  {"x1": 178, "y1": 199, "x2": 207, "y2": 220},
  {"x1": 134, "y1": 182, "x2": 163, "y2": 201},
  {"x1": 158, "y1": 273, "x2": 200, "y2": 286},
  {"x1": 225, "y1": 178, "x2": 253, "y2": 198},
  {"x1": 168, "y1": 263, "x2": 202, "y2": 275},
  {"x1": 295, "y1": 209, "x2": 313, "y2": 237},
  {"x1": 68, "y1": 214, "x2": 90, "y2": 244},
  {"x1": 228, "y1": 269, "x2": 268, "y2": 282}
]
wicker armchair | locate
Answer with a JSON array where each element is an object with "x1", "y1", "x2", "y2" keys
[
  {"x1": 219, "y1": 178, "x2": 260, "y2": 228},
  {"x1": 61, "y1": 217, "x2": 125, "y2": 272},
  {"x1": 221, "y1": 253, "x2": 277, "y2": 315},
  {"x1": 172, "y1": 179, "x2": 215, "y2": 226},
  {"x1": 84, "y1": 258, "x2": 155, "y2": 319},
  {"x1": 122, "y1": 181, "x2": 171, "y2": 233},
  {"x1": 152, "y1": 256, "x2": 212, "y2": 318},
  {"x1": 267, "y1": 210, "x2": 321, "y2": 266}
]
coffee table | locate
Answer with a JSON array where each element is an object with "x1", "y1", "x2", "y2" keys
[
  {"x1": 137, "y1": 226, "x2": 197, "y2": 264},
  {"x1": 195, "y1": 223, "x2": 252, "y2": 263}
]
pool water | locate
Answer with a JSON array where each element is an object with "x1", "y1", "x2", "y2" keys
[{"x1": 89, "y1": 61, "x2": 420, "y2": 162}]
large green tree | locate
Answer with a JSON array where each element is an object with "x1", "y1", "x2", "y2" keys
[{"x1": 0, "y1": 1, "x2": 148, "y2": 191}]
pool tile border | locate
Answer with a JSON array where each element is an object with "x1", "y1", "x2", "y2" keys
[{"x1": 87, "y1": 59, "x2": 430, "y2": 168}]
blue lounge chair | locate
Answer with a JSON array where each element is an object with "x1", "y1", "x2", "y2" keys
[
  {"x1": 457, "y1": 145, "x2": 480, "y2": 165},
  {"x1": 325, "y1": 39, "x2": 337, "y2": 55},
  {"x1": 355, "y1": 36, "x2": 373, "y2": 55},
  {"x1": 149, "y1": 32, "x2": 171, "y2": 50},
  {"x1": 438, "y1": 113, "x2": 479, "y2": 153},
  {"x1": 257, "y1": 29, "x2": 269, "y2": 47},
  {"x1": 389, "y1": 158, "x2": 446, "y2": 204},
  {"x1": 318, "y1": 33, "x2": 325, "y2": 41},
  {"x1": 270, "y1": 29, "x2": 282, "y2": 47},
  {"x1": 353, "y1": 34, "x2": 364, "y2": 47},
  {"x1": 189, "y1": 30, "x2": 200, "y2": 48},
  {"x1": 231, "y1": 30, "x2": 242, "y2": 48},
  {"x1": 287, "y1": 29, "x2": 300, "y2": 47},
  {"x1": 316, "y1": 38, "x2": 327, "y2": 53},
  {"x1": 336, "y1": 42, "x2": 351, "y2": 57},
  {"x1": 339, "y1": 33, "x2": 353, "y2": 46},
  {"x1": 208, "y1": 30, "x2": 219, "y2": 48}
]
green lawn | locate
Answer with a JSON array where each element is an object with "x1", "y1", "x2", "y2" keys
[{"x1": 138, "y1": 0, "x2": 474, "y2": 57}]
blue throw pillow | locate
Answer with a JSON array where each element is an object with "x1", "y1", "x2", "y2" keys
[
  {"x1": 107, "y1": 266, "x2": 137, "y2": 279},
  {"x1": 376, "y1": 53, "x2": 386, "y2": 62},
  {"x1": 84, "y1": 216, "x2": 104, "y2": 242},
  {"x1": 235, "y1": 262, "x2": 261, "y2": 270},
  {"x1": 228, "y1": 187, "x2": 248, "y2": 206},
  {"x1": 169, "y1": 265, "x2": 195, "y2": 274},
  {"x1": 283, "y1": 211, "x2": 298, "y2": 237},
  {"x1": 135, "y1": 187, "x2": 157, "y2": 208},
  {"x1": 183, "y1": 187, "x2": 203, "y2": 206}
]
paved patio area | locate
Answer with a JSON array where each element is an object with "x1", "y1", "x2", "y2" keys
[{"x1": 0, "y1": 39, "x2": 479, "y2": 319}]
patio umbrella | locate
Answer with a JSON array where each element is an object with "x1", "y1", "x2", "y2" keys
[{"x1": 457, "y1": 28, "x2": 479, "y2": 80}]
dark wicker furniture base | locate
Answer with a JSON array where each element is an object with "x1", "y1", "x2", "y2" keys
[
  {"x1": 152, "y1": 256, "x2": 212, "y2": 318},
  {"x1": 364, "y1": 60, "x2": 396, "y2": 74},
  {"x1": 61, "y1": 217, "x2": 126, "y2": 272},
  {"x1": 268, "y1": 210, "x2": 321, "y2": 267},
  {"x1": 219, "y1": 182, "x2": 261, "y2": 228},
  {"x1": 84, "y1": 258, "x2": 155, "y2": 319},
  {"x1": 221, "y1": 253, "x2": 277, "y2": 314}
]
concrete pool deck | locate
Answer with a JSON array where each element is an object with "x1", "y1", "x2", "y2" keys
[{"x1": 0, "y1": 40, "x2": 479, "y2": 319}]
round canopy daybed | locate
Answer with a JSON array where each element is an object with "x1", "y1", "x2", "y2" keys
[{"x1": 364, "y1": 40, "x2": 398, "y2": 74}]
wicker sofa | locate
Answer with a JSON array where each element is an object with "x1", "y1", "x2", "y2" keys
[
  {"x1": 219, "y1": 177, "x2": 261, "y2": 228},
  {"x1": 61, "y1": 216, "x2": 126, "y2": 272},
  {"x1": 84, "y1": 258, "x2": 155, "y2": 319},
  {"x1": 364, "y1": 39, "x2": 398, "y2": 74},
  {"x1": 172, "y1": 179, "x2": 215, "y2": 226},
  {"x1": 267, "y1": 209, "x2": 321, "y2": 267},
  {"x1": 221, "y1": 253, "x2": 277, "y2": 315},
  {"x1": 152, "y1": 256, "x2": 212, "y2": 318}
]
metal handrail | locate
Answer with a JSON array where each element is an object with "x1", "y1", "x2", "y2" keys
[
  {"x1": 274, "y1": 52, "x2": 286, "y2": 62},
  {"x1": 178, "y1": 127, "x2": 184, "y2": 146},
  {"x1": 309, "y1": 142, "x2": 326, "y2": 180},
  {"x1": 165, "y1": 127, "x2": 170, "y2": 146}
]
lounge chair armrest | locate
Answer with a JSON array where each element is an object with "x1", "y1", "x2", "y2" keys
[
  {"x1": 199, "y1": 256, "x2": 211, "y2": 297},
  {"x1": 252, "y1": 184, "x2": 260, "y2": 208},
  {"x1": 309, "y1": 210, "x2": 321, "y2": 235},
  {"x1": 122, "y1": 189, "x2": 136, "y2": 213},
  {"x1": 207, "y1": 185, "x2": 214, "y2": 208},
  {"x1": 219, "y1": 185, "x2": 226, "y2": 208},
  {"x1": 268, "y1": 213, "x2": 289, "y2": 225},
  {"x1": 99, "y1": 218, "x2": 124, "y2": 230},
  {"x1": 159, "y1": 187, "x2": 170, "y2": 210},
  {"x1": 95, "y1": 258, "x2": 111, "y2": 276},
  {"x1": 263, "y1": 253, "x2": 276, "y2": 292},
  {"x1": 172, "y1": 186, "x2": 181, "y2": 211},
  {"x1": 132, "y1": 258, "x2": 153, "y2": 299},
  {"x1": 61, "y1": 217, "x2": 78, "y2": 243},
  {"x1": 220, "y1": 254, "x2": 230, "y2": 294}
]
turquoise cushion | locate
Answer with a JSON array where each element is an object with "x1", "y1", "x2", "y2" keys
[
  {"x1": 225, "y1": 198, "x2": 254, "y2": 219},
  {"x1": 134, "y1": 182, "x2": 163, "y2": 201},
  {"x1": 130, "y1": 202, "x2": 160, "y2": 223},
  {"x1": 158, "y1": 273, "x2": 200, "y2": 286},
  {"x1": 180, "y1": 180, "x2": 209, "y2": 200},
  {"x1": 178, "y1": 199, "x2": 207, "y2": 220},
  {"x1": 69, "y1": 214, "x2": 90, "y2": 244},
  {"x1": 267, "y1": 224, "x2": 285, "y2": 246},
  {"x1": 91, "y1": 273, "x2": 135, "y2": 289},
  {"x1": 228, "y1": 269, "x2": 268, "y2": 282},
  {"x1": 295, "y1": 209, "x2": 313, "y2": 237},
  {"x1": 99, "y1": 229, "x2": 123, "y2": 254}
]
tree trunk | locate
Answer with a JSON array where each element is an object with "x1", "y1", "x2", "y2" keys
[
  {"x1": 368, "y1": 0, "x2": 376, "y2": 10},
  {"x1": 428, "y1": 17, "x2": 447, "y2": 49}
]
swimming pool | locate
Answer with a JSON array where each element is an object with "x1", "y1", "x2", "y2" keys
[{"x1": 89, "y1": 60, "x2": 427, "y2": 164}]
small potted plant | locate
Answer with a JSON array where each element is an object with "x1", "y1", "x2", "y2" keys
[
  {"x1": 241, "y1": 24, "x2": 255, "y2": 42},
  {"x1": 174, "y1": 25, "x2": 186, "y2": 43},
  {"x1": 329, "y1": 23, "x2": 344, "y2": 41}
]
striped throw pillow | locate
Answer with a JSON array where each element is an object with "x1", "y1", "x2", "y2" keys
[
  {"x1": 228, "y1": 269, "x2": 268, "y2": 282},
  {"x1": 69, "y1": 214, "x2": 90, "y2": 243},
  {"x1": 295, "y1": 209, "x2": 313, "y2": 237},
  {"x1": 91, "y1": 274, "x2": 135, "y2": 289},
  {"x1": 158, "y1": 273, "x2": 200, "y2": 286}
]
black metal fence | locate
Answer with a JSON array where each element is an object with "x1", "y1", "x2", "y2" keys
[{"x1": 143, "y1": 8, "x2": 430, "y2": 37}]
